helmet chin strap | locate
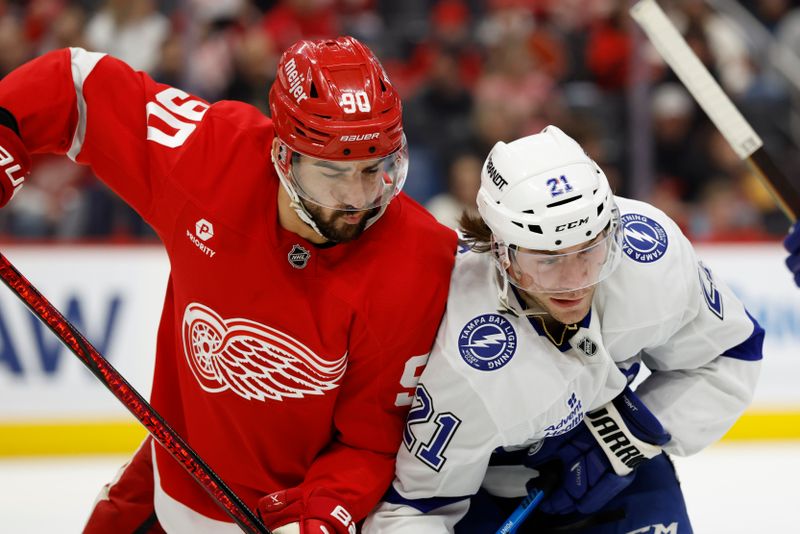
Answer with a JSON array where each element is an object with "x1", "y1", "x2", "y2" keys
[
  {"x1": 273, "y1": 157, "x2": 326, "y2": 239},
  {"x1": 493, "y1": 265, "x2": 548, "y2": 318},
  {"x1": 492, "y1": 237, "x2": 547, "y2": 318}
]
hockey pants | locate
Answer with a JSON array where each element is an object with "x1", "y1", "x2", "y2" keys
[{"x1": 456, "y1": 453, "x2": 692, "y2": 534}]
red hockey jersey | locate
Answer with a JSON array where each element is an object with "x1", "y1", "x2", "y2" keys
[{"x1": 0, "y1": 48, "x2": 456, "y2": 529}]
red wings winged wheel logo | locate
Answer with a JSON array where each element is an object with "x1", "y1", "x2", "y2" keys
[{"x1": 182, "y1": 303, "x2": 348, "y2": 401}]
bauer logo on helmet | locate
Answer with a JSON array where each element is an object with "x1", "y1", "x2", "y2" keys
[{"x1": 340, "y1": 133, "x2": 380, "y2": 142}]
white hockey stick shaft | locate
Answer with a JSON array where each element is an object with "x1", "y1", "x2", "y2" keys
[{"x1": 630, "y1": 0, "x2": 799, "y2": 222}]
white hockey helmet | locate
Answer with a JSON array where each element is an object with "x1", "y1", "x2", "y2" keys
[{"x1": 477, "y1": 125, "x2": 622, "y2": 296}]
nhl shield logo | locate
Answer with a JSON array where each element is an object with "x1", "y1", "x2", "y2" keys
[
  {"x1": 577, "y1": 337, "x2": 598, "y2": 357},
  {"x1": 288, "y1": 244, "x2": 310, "y2": 269}
]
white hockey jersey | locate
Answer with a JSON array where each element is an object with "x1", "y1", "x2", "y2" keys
[{"x1": 364, "y1": 196, "x2": 763, "y2": 533}]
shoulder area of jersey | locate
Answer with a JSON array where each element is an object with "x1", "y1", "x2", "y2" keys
[
  {"x1": 448, "y1": 233, "x2": 494, "y2": 280},
  {"x1": 168, "y1": 99, "x2": 274, "y2": 159},
  {"x1": 205, "y1": 99, "x2": 273, "y2": 132},
  {"x1": 368, "y1": 193, "x2": 458, "y2": 254},
  {"x1": 426, "y1": 306, "x2": 571, "y2": 431},
  {"x1": 614, "y1": 195, "x2": 685, "y2": 267}
]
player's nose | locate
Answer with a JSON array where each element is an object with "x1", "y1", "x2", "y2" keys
[
  {"x1": 559, "y1": 255, "x2": 590, "y2": 286},
  {"x1": 337, "y1": 182, "x2": 370, "y2": 210}
]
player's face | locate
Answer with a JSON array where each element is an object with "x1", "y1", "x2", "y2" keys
[
  {"x1": 300, "y1": 198, "x2": 379, "y2": 243},
  {"x1": 511, "y1": 235, "x2": 609, "y2": 290},
  {"x1": 523, "y1": 282, "x2": 597, "y2": 325},
  {"x1": 291, "y1": 155, "x2": 386, "y2": 242},
  {"x1": 293, "y1": 156, "x2": 386, "y2": 210},
  {"x1": 287, "y1": 151, "x2": 408, "y2": 242},
  {"x1": 288, "y1": 143, "x2": 407, "y2": 214},
  {"x1": 511, "y1": 234, "x2": 610, "y2": 324}
]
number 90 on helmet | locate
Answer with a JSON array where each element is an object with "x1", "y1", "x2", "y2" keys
[{"x1": 476, "y1": 126, "x2": 623, "y2": 294}]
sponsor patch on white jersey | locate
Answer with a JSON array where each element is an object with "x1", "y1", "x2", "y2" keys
[
  {"x1": 542, "y1": 392, "x2": 583, "y2": 437},
  {"x1": 457, "y1": 313, "x2": 517, "y2": 371},
  {"x1": 621, "y1": 213, "x2": 668, "y2": 263}
]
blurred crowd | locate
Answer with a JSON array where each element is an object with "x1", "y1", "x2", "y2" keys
[{"x1": 0, "y1": 0, "x2": 798, "y2": 241}]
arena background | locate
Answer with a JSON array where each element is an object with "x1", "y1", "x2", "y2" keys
[{"x1": 0, "y1": 0, "x2": 798, "y2": 532}]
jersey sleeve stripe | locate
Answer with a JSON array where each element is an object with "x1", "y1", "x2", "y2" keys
[
  {"x1": 67, "y1": 47, "x2": 106, "y2": 162},
  {"x1": 382, "y1": 486, "x2": 469, "y2": 513},
  {"x1": 721, "y1": 311, "x2": 765, "y2": 362}
]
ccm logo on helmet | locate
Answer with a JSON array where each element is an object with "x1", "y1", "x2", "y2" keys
[
  {"x1": 284, "y1": 58, "x2": 308, "y2": 104},
  {"x1": 555, "y1": 217, "x2": 589, "y2": 232},
  {"x1": 486, "y1": 157, "x2": 508, "y2": 191},
  {"x1": 340, "y1": 133, "x2": 380, "y2": 142}
]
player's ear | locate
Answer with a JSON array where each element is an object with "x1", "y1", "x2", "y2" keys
[{"x1": 270, "y1": 137, "x2": 282, "y2": 162}]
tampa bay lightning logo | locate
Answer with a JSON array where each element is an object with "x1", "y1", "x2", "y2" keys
[
  {"x1": 458, "y1": 314, "x2": 517, "y2": 371},
  {"x1": 621, "y1": 213, "x2": 668, "y2": 263}
]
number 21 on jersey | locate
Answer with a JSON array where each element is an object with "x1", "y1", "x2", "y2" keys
[{"x1": 403, "y1": 384, "x2": 461, "y2": 471}]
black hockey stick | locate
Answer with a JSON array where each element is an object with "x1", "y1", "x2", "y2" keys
[
  {"x1": 0, "y1": 251, "x2": 270, "y2": 534},
  {"x1": 631, "y1": 0, "x2": 800, "y2": 223}
]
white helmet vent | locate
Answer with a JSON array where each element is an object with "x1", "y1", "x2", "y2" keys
[
  {"x1": 546, "y1": 195, "x2": 582, "y2": 209},
  {"x1": 510, "y1": 220, "x2": 544, "y2": 234}
]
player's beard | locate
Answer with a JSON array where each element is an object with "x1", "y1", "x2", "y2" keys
[{"x1": 303, "y1": 200, "x2": 379, "y2": 243}]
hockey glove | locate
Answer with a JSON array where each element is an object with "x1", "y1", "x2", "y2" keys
[
  {"x1": 0, "y1": 124, "x2": 30, "y2": 207},
  {"x1": 784, "y1": 224, "x2": 800, "y2": 287},
  {"x1": 258, "y1": 487, "x2": 356, "y2": 534},
  {"x1": 525, "y1": 387, "x2": 671, "y2": 515}
]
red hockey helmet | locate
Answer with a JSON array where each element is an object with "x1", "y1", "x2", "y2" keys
[
  {"x1": 269, "y1": 36, "x2": 409, "y2": 237},
  {"x1": 269, "y1": 36, "x2": 404, "y2": 161}
]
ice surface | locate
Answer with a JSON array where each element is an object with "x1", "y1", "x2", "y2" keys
[{"x1": 0, "y1": 442, "x2": 797, "y2": 533}]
